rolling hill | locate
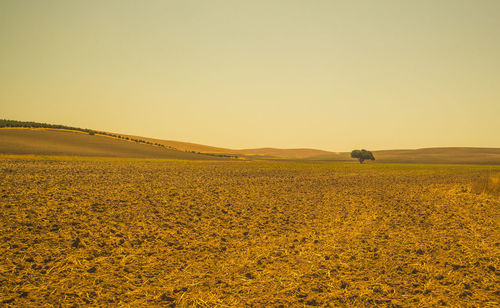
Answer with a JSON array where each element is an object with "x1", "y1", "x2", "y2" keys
[
  {"x1": 0, "y1": 129, "x2": 226, "y2": 160},
  {"x1": 117, "y1": 134, "x2": 337, "y2": 159},
  {"x1": 118, "y1": 134, "x2": 500, "y2": 164},
  {"x1": 236, "y1": 147, "x2": 337, "y2": 159},
  {"x1": 310, "y1": 147, "x2": 500, "y2": 165},
  {"x1": 118, "y1": 134, "x2": 238, "y2": 155},
  {"x1": 1, "y1": 120, "x2": 499, "y2": 164},
  {"x1": 373, "y1": 147, "x2": 500, "y2": 165}
]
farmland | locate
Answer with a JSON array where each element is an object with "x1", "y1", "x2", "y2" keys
[
  {"x1": 0, "y1": 157, "x2": 499, "y2": 306},
  {"x1": 0, "y1": 129, "x2": 227, "y2": 160}
]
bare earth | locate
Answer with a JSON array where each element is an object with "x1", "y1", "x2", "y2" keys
[{"x1": 0, "y1": 158, "x2": 498, "y2": 306}]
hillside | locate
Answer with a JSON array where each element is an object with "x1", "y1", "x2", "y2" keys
[
  {"x1": 117, "y1": 133, "x2": 338, "y2": 159},
  {"x1": 118, "y1": 134, "x2": 237, "y2": 155},
  {"x1": 310, "y1": 147, "x2": 500, "y2": 165},
  {"x1": 373, "y1": 147, "x2": 500, "y2": 165},
  {"x1": 102, "y1": 132, "x2": 500, "y2": 164},
  {"x1": 236, "y1": 147, "x2": 337, "y2": 159},
  {"x1": 1, "y1": 121, "x2": 499, "y2": 164},
  {"x1": 0, "y1": 129, "x2": 226, "y2": 160},
  {"x1": 0, "y1": 124, "x2": 339, "y2": 159},
  {"x1": 118, "y1": 134, "x2": 339, "y2": 159}
]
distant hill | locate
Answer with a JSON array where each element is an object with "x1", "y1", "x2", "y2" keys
[
  {"x1": 373, "y1": 147, "x2": 500, "y2": 165},
  {"x1": 117, "y1": 135, "x2": 337, "y2": 159},
  {"x1": 118, "y1": 134, "x2": 238, "y2": 155},
  {"x1": 1, "y1": 120, "x2": 499, "y2": 164},
  {"x1": 237, "y1": 147, "x2": 337, "y2": 159},
  {"x1": 0, "y1": 129, "x2": 227, "y2": 160},
  {"x1": 310, "y1": 148, "x2": 500, "y2": 165}
]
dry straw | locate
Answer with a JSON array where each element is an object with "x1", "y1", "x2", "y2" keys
[
  {"x1": 1, "y1": 158, "x2": 499, "y2": 306},
  {"x1": 471, "y1": 173, "x2": 500, "y2": 196}
]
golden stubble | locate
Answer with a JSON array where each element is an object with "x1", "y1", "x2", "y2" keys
[{"x1": 0, "y1": 158, "x2": 498, "y2": 306}]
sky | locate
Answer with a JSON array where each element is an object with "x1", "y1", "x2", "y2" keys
[{"x1": 1, "y1": 0, "x2": 499, "y2": 151}]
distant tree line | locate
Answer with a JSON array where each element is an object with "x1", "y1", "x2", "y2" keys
[
  {"x1": 0, "y1": 119, "x2": 238, "y2": 159},
  {"x1": 1, "y1": 119, "x2": 94, "y2": 131},
  {"x1": 0, "y1": 119, "x2": 173, "y2": 148},
  {"x1": 188, "y1": 151, "x2": 239, "y2": 159}
]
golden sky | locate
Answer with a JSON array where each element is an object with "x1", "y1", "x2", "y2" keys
[{"x1": 1, "y1": 0, "x2": 499, "y2": 151}]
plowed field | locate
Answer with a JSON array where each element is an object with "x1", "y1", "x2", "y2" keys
[{"x1": 0, "y1": 158, "x2": 499, "y2": 306}]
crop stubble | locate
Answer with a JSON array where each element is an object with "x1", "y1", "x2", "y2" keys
[{"x1": 0, "y1": 159, "x2": 499, "y2": 306}]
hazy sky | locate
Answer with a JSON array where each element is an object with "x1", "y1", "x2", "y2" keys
[{"x1": 1, "y1": 0, "x2": 499, "y2": 151}]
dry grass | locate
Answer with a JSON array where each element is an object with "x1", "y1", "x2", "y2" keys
[
  {"x1": 0, "y1": 158, "x2": 499, "y2": 306},
  {"x1": 471, "y1": 174, "x2": 500, "y2": 196}
]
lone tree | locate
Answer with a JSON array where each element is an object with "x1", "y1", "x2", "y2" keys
[{"x1": 351, "y1": 149, "x2": 375, "y2": 164}]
